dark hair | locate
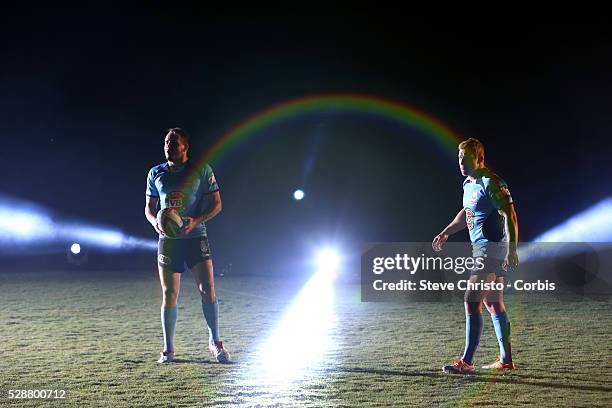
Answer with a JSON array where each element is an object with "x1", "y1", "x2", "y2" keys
[{"x1": 166, "y1": 127, "x2": 190, "y2": 145}]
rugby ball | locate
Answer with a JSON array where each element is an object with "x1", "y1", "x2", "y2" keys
[{"x1": 157, "y1": 208, "x2": 184, "y2": 238}]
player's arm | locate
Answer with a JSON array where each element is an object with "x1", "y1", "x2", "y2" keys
[
  {"x1": 145, "y1": 195, "x2": 163, "y2": 234},
  {"x1": 486, "y1": 176, "x2": 518, "y2": 269},
  {"x1": 197, "y1": 190, "x2": 222, "y2": 223},
  {"x1": 432, "y1": 208, "x2": 467, "y2": 252},
  {"x1": 498, "y1": 203, "x2": 519, "y2": 269},
  {"x1": 180, "y1": 191, "x2": 222, "y2": 235}
]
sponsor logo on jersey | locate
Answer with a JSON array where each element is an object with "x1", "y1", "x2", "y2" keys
[
  {"x1": 465, "y1": 208, "x2": 475, "y2": 230},
  {"x1": 470, "y1": 191, "x2": 478, "y2": 204},
  {"x1": 158, "y1": 254, "x2": 172, "y2": 265},
  {"x1": 208, "y1": 173, "x2": 216, "y2": 187},
  {"x1": 166, "y1": 191, "x2": 184, "y2": 209}
]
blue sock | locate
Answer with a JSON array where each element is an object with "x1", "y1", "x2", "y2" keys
[
  {"x1": 461, "y1": 313, "x2": 483, "y2": 365},
  {"x1": 201, "y1": 302, "x2": 219, "y2": 343},
  {"x1": 161, "y1": 306, "x2": 177, "y2": 353},
  {"x1": 492, "y1": 312, "x2": 512, "y2": 363}
]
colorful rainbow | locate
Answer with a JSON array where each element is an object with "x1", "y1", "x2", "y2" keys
[{"x1": 187, "y1": 93, "x2": 464, "y2": 184}]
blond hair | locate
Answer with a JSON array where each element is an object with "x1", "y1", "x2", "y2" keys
[{"x1": 458, "y1": 138, "x2": 484, "y2": 162}]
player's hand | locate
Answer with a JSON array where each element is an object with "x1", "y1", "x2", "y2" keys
[
  {"x1": 503, "y1": 249, "x2": 519, "y2": 271},
  {"x1": 153, "y1": 222, "x2": 163, "y2": 235},
  {"x1": 179, "y1": 216, "x2": 200, "y2": 235},
  {"x1": 432, "y1": 232, "x2": 448, "y2": 252}
]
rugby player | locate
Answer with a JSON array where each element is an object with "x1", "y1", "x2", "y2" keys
[
  {"x1": 145, "y1": 128, "x2": 230, "y2": 364},
  {"x1": 432, "y1": 138, "x2": 519, "y2": 374}
]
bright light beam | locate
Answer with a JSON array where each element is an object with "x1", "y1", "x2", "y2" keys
[
  {"x1": 0, "y1": 208, "x2": 54, "y2": 242},
  {"x1": 533, "y1": 197, "x2": 612, "y2": 242},
  {"x1": 520, "y1": 197, "x2": 612, "y2": 262},
  {"x1": 240, "y1": 247, "x2": 340, "y2": 401},
  {"x1": 0, "y1": 195, "x2": 156, "y2": 251},
  {"x1": 316, "y1": 248, "x2": 340, "y2": 273},
  {"x1": 59, "y1": 224, "x2": 126, "y2": 248}
]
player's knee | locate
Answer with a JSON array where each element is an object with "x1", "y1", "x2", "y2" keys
[
  {"x1": 198, "y1": 283, "x2": 216, "y2": 303},
  {"x1": 162, "y1": 287, "x2": 178, "y2": 302},
  {"x1": 464, "y1": 301, "x2": 483, "y2": 314},
  {"x1": 484, "y1": 301, "x2": 505, "y2": 315}
]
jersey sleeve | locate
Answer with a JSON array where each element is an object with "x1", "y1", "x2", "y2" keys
[
  {"x1": 202, "y1": 164, "x2": 220, "y2": 194},
  {"x1": 146, "y1": 168, "x2": 159, "y2": 197},
  {"x1": 485, "y1": 176, "x2": 513, "y2": 209}
]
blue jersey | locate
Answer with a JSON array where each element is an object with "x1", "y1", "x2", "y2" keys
[
  {"x1": 463, "y1": 168, "x2": 513, "y2": 248},
  {"x1": 146, "y1": 161, "x2": 219, "y2": 239}
]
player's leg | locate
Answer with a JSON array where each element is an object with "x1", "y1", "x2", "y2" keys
[
  {"x1": 460, "y1": 274, "x2": 494, "y2": 363},
  {"x1": 188, "y1": 236, "x2": 230, "y2": 363},
  {"x1": 443, "y1": 272, "x2": 496, "y2": 374},
  {"x1": 483, "y1": 275, "x2": 515, "y2": 369},
  {"x1": 157, "y1": 238, "x2": 183, "y2": 363},
  {"x1": 192, "y1": 259, "x2": 218, "y2": 340},
  {"x1": 461, "y1": 295, "x2": 484, "y2": 367},
  {"x1": 159, "y1": 266, "x2": 181, "y2": 345}
]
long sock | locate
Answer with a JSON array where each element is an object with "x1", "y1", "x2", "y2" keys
[
  {"x1": 492, "y1": 312, "x2": 512, "y2": 363},
  {"x1": 161, "y1": 306, "x2": 178, "y2": 353},
  {"x1": 461, "y1": 313, "x2": 483, "y2": 365},
  {"x1": 201, "y1": 301, "x2": 219, "y2": 343}
]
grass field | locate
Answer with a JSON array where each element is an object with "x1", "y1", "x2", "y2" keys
[{"x1": 1, "y1": 270, "x2": 611, "y2": 407}]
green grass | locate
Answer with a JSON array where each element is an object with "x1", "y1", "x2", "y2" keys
[{"x1": 1, "y1": 270, "x2": 611, "y2": 407}]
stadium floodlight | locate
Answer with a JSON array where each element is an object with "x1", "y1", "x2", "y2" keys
[
  {"x1": 61, "y1": 224, "x2": 125, "y2": 248},
  {"x1": 70, "y1": 243, "x2": 81, "y2": 255},
  {"x1": 292, "y1": 189, "x2": 305, "y2": 201}
]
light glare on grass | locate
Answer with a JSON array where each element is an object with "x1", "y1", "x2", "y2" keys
[{"x1": 242, "y1": 246, "x2": 340, "y2": 400}]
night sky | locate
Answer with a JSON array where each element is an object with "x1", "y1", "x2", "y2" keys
[{"x1": 2, "y1": 10, "x2": 611, "y2": 272}]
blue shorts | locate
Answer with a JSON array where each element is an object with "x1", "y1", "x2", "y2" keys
[{"x1": 157, "y1": 236, "x2": 211, "y2": 272}]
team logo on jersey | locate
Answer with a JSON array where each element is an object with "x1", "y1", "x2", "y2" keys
[
  {"x1": 158, "y1": 254, "x2": 172, "y2": 265},
  {"x1": 465, "y1": 208, "x2": 475, "y2": 230},
  {"x1": 208, "y1": 174, "x2": 216, "y2": 187},
  {"x1": 166, "y1": 191, "x2": 184, "y2": 209}
]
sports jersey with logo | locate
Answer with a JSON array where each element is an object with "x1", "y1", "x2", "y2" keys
[
  {"x1": 146, "y1": 161, "x2": 219, "y2": 239},
  {"x1": 462, "y1": 168, "x2": 513, "y2": 252}
]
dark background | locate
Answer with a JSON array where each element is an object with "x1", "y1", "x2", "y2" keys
[{"x1": 1, "y1": 9, "x2": 611, "y2": 273}]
